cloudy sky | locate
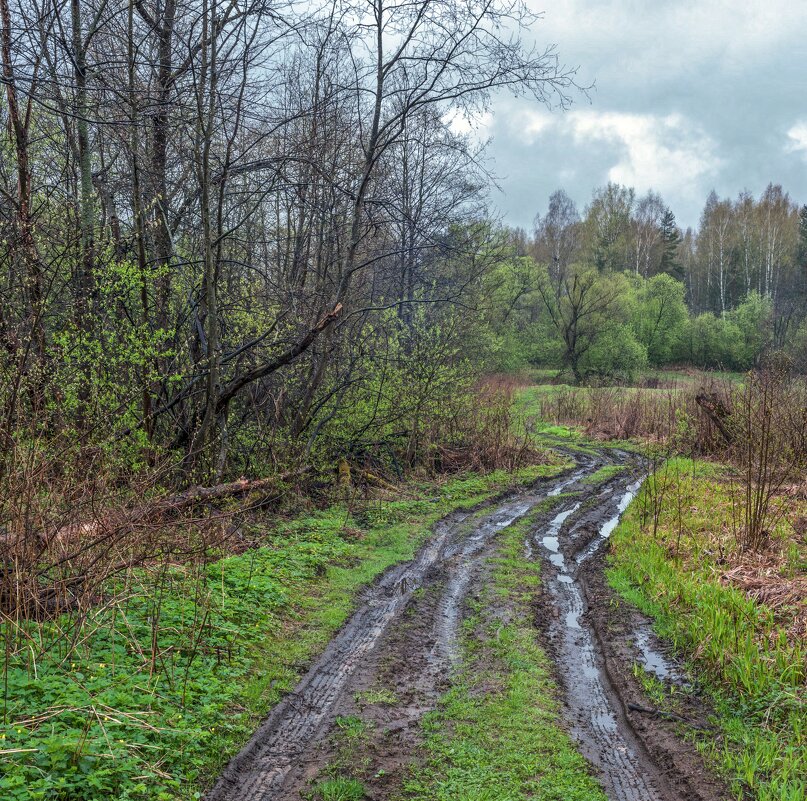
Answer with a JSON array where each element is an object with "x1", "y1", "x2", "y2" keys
[{"x1": 479, "y1": 0, "x2": 807, "y2": 231}]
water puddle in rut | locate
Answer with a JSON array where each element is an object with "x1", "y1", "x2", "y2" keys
[
  {"x1": 535, "y1": 475, "x2": 668, "y2": 801},
  {"x1": 633, "y1": 624, "x2": 687, "y2": 685}
]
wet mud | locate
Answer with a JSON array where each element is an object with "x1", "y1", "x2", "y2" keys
[
  {"x1": 534, "y1": 464, "x2": 728, "y2": 801},
  {"x1": 580, "y1": 560, "x2": 729, "y2": 801},
  {"x1": 207, "y1": 449, "x2": 729, "y2": 801}
]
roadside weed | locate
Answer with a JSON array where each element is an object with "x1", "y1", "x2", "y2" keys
[
  {"x1": 308, "y1": 777, "x2": 366, "y2": 801},
  {"x1": 333, "y1": 716, "x2": 368, "y2": 740}
]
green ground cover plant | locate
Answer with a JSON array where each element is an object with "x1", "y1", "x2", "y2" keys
[
  {"x1": 1, "y1": 464, "x2": 563, "y2": 801},
  {"x1": 581, "y1": 464, "x2": 625, "y2": 484}
]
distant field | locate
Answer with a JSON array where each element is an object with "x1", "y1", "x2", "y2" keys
[
  {"x1": 517, "y1": 366, "x2": 743, "y2": 388},
  {"x1": 508, "y1": 367, "x2": 744, "y2": 445}
]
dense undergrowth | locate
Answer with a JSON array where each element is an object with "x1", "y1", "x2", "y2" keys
[
  {"x1": 402, "y1": 507, "x2": 607, "y2": 801},
  {"x1": 608, "y1": 458, "x2": 806, "y2": 801},
  {"x1": 1, "y1": 465, "x2": 563, "y2": 800}
]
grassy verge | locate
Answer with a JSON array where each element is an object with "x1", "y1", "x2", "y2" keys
[
  {"x1": 401, "y1": 506, "x2": 607, "y2": 801},
  {"x1": 581, "y1": 464, "x2": 625, "y2": 484},
  {"x1": 607, "y1": 458, "x2": 806, "y2": 801},
  {"x1": 1, "y1": 464, "x2": 565, "y2": 801}
]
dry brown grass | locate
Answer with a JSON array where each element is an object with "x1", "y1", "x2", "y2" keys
[
  {"x1": 720, "y1": 555, "x2": 807, "y2": 644},
  {"x1": 0, "y1": 430, "x2": 301, "y2": 625},
  {"x1": 535, "y1": 380, "x2": 732, "y2": 451},
  {"x1": 432, "y1": 378, "x2": 553, "y2": 473},
  {"x1": 632, "y1": 457, "x2": 807, "y2": 647}
]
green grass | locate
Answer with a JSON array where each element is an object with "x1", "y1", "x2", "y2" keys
[
  {"x1": 643, "y1": 368, "x2": 745, "y2": 386},
  {"x1": 333, "y1": 715, "x2": 369, "y2": 740},
  {"x1": 308, "y1": 776, "x2": 366, "y2": 801},
  {"x1": 401, "y1": 508, "x2": 606, "y2": 801},
  {"x1": 607, "y1": 458, "x2": 806, "y2": 801},
  {"x1": 0, "y1": 464, "x2": 564, "y2": 801},
  {"x1": 630, "y1": 663, "x2": 678, "y2": 709},
  {"x1": 354, "y1": 688, "x2": 398, "y2": 706},
  {"x1": 523, "y1": 368, "x2": 563, "y2": 383},
  {"x1": 581, "y1": 464, "x2": 625, "y2": 484}
]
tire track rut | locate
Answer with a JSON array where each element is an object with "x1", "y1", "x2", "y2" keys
[
  {"x1": 206, "y1": 462, "x2": 599, "y2": 800},
  {"x1": 534, "y1": 474, "x2": 671, "y2": 801},
  {"x1": 207, "y1": 448, "x2": 723, "y2": 801}
]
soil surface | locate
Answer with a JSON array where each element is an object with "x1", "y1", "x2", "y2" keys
[{"x1": 206, "y1": 448, "x2": 729, "y2": 801}]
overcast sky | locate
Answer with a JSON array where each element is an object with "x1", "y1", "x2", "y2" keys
[{"x1": 479, "y1": 0, "x2": 807, "y2": 232}]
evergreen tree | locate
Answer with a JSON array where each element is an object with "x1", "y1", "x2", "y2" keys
[
  {"x1": 798, "y1": 204, "x2": 807, "y2": 269},
  {"x1": 659, "y1": 208, "x2": 682, "y2": 279}
]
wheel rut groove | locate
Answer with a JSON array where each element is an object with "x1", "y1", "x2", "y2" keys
[
  {"x1": 534, "y1": 470, "x2": 671, "y2": 801},
  {"x1": 207, "y1": 448, "x2": 725, "y2": 801}
]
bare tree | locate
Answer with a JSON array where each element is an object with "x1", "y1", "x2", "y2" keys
[{"x1": 534, "y1": 188, "x2": 581, "y2": 286}]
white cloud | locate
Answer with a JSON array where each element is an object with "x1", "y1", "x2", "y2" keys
[
  {"x1": 564, "y1": 110, "x2": 721, "y2": 195},
  {"x1": 495, "y1": 107, "x2": 721, "y2": 201},
  {"x1": 785, "y1": 121, "x2": 807, "y2": 157},
  {"x1": 510, "y1": 109, "x2": 554, "y2": 145},
  {"x1": 526, "y1": 0, "x2": 807, "y2": 78},
  {"x1": 483, "y1": 1, "x2": 807, "y2": 229},
  {"x1": 445, "y1": 109, "x2": 494, "y2": 138}
]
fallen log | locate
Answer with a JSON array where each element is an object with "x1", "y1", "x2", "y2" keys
[
  {"x1": 1, "y1": 469, "x2": 311, "y2": 616},
  {"x1": 152, "y1": 470, "x2": 310, "y2": 514},
  {"x1": 360, "y1": 469, "x2": 399, "y2": 493},
  {"x1": 1, "y1": 468, "x2": 311, "y2": 553}
]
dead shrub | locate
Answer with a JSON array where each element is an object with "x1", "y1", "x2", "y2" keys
[
  {"x1": 728, "y1": 369, "x2": 807, "y2": 551},
  {"x1": 431, "y1": 379, "x2": 548, "y2": 473},
  {"x1": 0, "y1": 423, "x2": 300, "y2": 682}
]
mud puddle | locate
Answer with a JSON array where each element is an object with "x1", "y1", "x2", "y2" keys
[
  {"x1": 581, "y1": 556, "x2": 728, "y2": 801},
  {"x1": 533, "y1": 467, "x2": 729, "y2": 801},
  {"x1": 632, "y1": 623, "x2": 687, "y2": 685},
  {"x1": 535, "y1": 472, "x2": 673, "y2": 801}
]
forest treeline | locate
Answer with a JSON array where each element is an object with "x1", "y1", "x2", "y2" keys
[{"x1": 492, "y1": 183, "x2": 807, "y2": 382}]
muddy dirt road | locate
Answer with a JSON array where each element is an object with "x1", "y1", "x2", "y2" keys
[{"x1": 207, "y1": 448, "x2": 725, "y2": 801}]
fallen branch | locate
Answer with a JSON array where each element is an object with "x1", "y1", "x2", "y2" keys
[
  {"x1": 360, "y1": 469, "x2": 399, "y2": 493},
  {"x1": 627, "y1": 702, "x2": 708, "y2": 730},
  {"x1": 1, "y1": 469, "x2": 310, "y2": 616},
  {"x1": 151, "y1": 471, "x2": 310, "y2": 514},
  {"x1": 1, "y1": 469, "x2": 310, "y2": 560}
]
